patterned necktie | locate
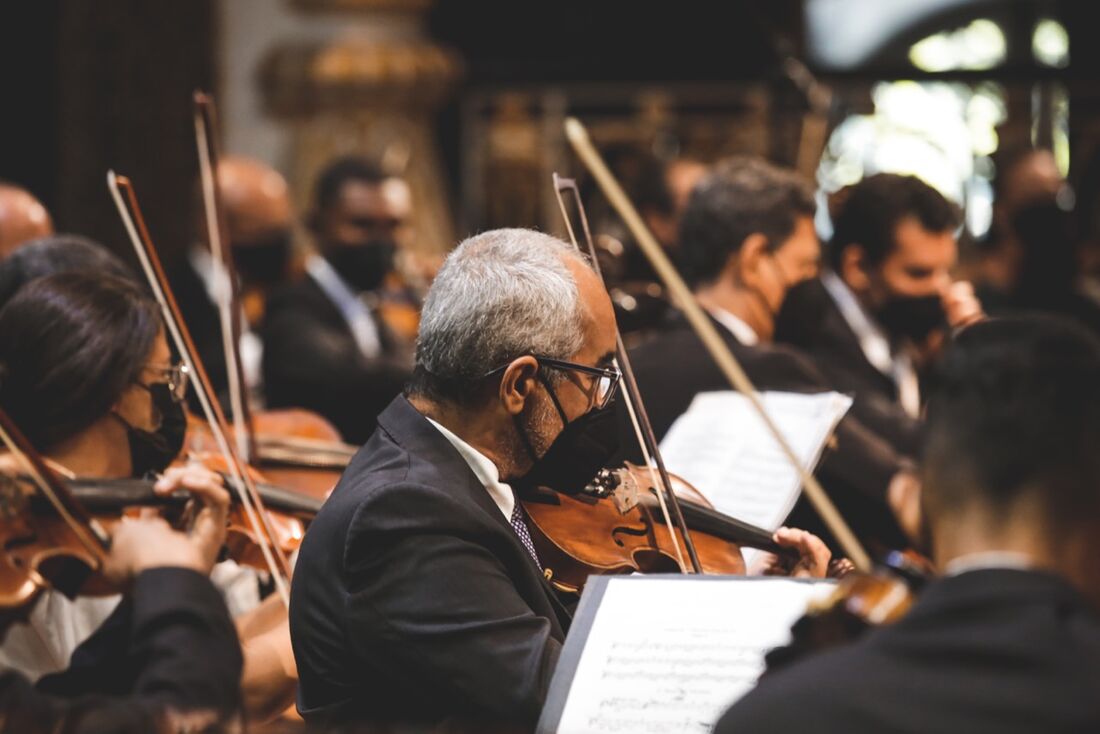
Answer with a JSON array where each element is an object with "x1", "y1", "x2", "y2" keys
[{"x1": 509, "y1": 502, "x2": 543, "y2": 571}]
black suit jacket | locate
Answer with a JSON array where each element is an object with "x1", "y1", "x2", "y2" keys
[
  {"x1": 166, "y1": 257, "x2": 231, "y2": 409},
  {"x1": 2, "y1": 568, "x2": 242, "y2": 733},
  {"x1": 289, "y1": 396, "x2": 572, "y2": 728},
  {"x1": 623, "y1": 313, "x2": 913, "y2": 550},
  {"x1": 775, "y1": 277, "x2": 918, "y2": 440},
  {"x1": 262, "y1": 274, "x2": 412, "y2": 443},
  {"x1": 716, "y1": 569, "x2": 1100, "y2": 734}
]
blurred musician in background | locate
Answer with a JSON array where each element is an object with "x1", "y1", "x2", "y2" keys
[
  {"x1": 775, "y1": 173, "x2": 983, "y2": 419},
  {"x1": 262, "y1": 156, "x2": 416, "y2": 444},
  {"x1": 169, "y1": 156, "x2": 296, "y2": 407},
  {"x1": 626, "y1": 157, "x2": 923, "y2": 549}
]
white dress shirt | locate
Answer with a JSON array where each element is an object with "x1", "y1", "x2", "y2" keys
[
  {"x1": 820, "y1": 270, "x2": 921, "y2": 417},
  {"x1": 188, "y1": 246, "x2": 264, "y2": 393},
  {"x1": 706, "y1": 305, "x2": 760, "y2": 346},
  {"x1": 426, "y1": 417, "x2": 514, "y2": 521},
  {"x1": 943, "y1": 551, "x2": 1035, "y2": 578},
  {"x1": 305, "y1": 254, "x2": 383, "y2": 360}
]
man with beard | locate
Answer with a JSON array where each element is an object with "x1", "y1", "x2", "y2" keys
[
  {"x1": 262, "y1": 157, "x2": 413, "y2": 442},
  {"x1": 775, "y1": 173, "x2": 983, "y2": 420},
  {"x1": 288, "y1": 229, "x2": 829, "y2": 729}
]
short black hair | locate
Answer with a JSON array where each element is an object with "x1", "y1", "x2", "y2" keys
[
  {"x1": 312, "y1": 156, "x2": 388, "y2": 212},
  {"x1": 0, "y1": 234, "x2": 135, "y2": 310},
  {"x1": 678, "y1": 156, "x2": 815, "y2": 288},
  {"x1": 0, "y1": 272, "x2": 161, "y2": 450},
  {"x1": 923, "y1": 315, "x2": 1100, "y2": 527},
  {"x1": 827, "y1": 173, "x2": 960, "y2": 271}
]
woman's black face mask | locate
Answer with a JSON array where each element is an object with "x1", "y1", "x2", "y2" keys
[
  {"x1": 514, "y1": 374, "x2": 620, "y2": 495},
  {"x1": 115, "y1": 382, "x2": 187, "y2": 478}
]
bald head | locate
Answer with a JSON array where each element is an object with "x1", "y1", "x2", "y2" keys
[
  {"x1": 215, "y1": 156, "x2": 292, "y2": 243},
  {"x1": 0, "y1": 184, "x2": 53, "y2": 259},
  {"x1": 198, "y1": 157, "x2": 294, "y2": 287}
]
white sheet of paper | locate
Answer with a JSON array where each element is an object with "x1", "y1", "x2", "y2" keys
[
  {"x1": 544, "y1": 576, "x2": 835, "y2": 734},
  {"x1": 658, "y1": 390, "x2": 852, "y2": 564}
]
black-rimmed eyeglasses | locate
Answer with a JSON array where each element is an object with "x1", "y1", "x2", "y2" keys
[{"x1": 484, "y1": 356, "x2": 620, "y2": 410}]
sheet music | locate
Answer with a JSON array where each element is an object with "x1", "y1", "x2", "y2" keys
[
  {"x1": 540, "y1": 575, "x2": 835, "y2": 734},
  {"x1": 658, "y1": 390, "x2": 852, "y2": 563}
]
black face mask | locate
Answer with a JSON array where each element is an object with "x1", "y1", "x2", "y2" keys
[
  {"x1": 875, "y1": 293, "x2": 946, "y2": 343},
  {"x1": 116, "y1": 383, "x2": 187, "y2": 478},
  {"x1": 515, "y1": 375, "x2": 620, "y2": 495},
  {"x1": 773, "y1": 277, "x2": 818, "y2": 343},
  {"x1": 232, "y1": 231, "x2": 292, "y2": 287},
  {"x1": 324, "y1": 238, "x2": 397, "y2": 292}
]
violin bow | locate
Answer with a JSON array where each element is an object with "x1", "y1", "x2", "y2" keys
[
  {"x1": 193, "y1": 91, "x2": 257, "y2": 465},
  {"x1": 554, "y1": 174, "x2": 796, "y2": 567},
  {"x1": 0, "y1": 406, "x2": 110, "y2": 572},
  {"x1": 551, "y1": 175, "x2": 702, "y2": 574},
  {"x1": 107, "y1": 172, "x2": 293, "y2": 605},
  {"x1": 563, "y1": 117, "x2": 872, "y2": 572}
]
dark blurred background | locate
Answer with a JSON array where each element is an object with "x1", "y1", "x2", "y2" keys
[{"x1": 2, "y1": 0, "x2": 1098, "y2": 265}]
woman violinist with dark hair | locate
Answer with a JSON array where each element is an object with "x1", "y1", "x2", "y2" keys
[
  {"x1": 0, "y1": 271, "x2": 295, "y2": 724},
  {"x1": 0, "y1": 271, "x2": 241, "y2": 730}
]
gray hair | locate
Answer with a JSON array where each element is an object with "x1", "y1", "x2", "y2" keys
[{"x1": 408, "y1": 228, "x2": 588, "y2": 404}]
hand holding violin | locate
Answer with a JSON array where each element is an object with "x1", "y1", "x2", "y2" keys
[
  {"x1": 756, "y1": 527, "x2": 832, "y2": 579},
  {"x1": 103, "y1": 464, "x2": 230, "y2": 583}
]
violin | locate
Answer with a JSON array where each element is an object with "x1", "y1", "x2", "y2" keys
[
  {"x1": 7, "y1": 468, "x2": 320, "y2": 583},
  {"x1": 523, "y1": 463, "x2": 798, "y2": 595},
  {"x1": 183, "y1": 409, "x2": 355, "y2": 502},
  {"x1": 760, "y1": 551, "x2": 930, "y2": 677}
]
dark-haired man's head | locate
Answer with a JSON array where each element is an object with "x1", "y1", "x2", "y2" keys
[
  {"x1": 0, "y1": 233, "x2": 134, "y2": 311},
  {"x1": 923, "y1": 315, "x2": 1100, "y2": 602},
  {"x1": 829, "y1": 173, "x2": 961, "y2": 343},
  {"x1": 308, "y1": 156, "x2": 411, "y2": 293},
  {"x1": 634, "y1": 156, "x2": 708, "y2": 251},
  {"x1": 678, "y1": 156, "x2": 818, "y2": 342},
  {"x1": 0, "y1": 183, "x2": 53, "y2": 259}
]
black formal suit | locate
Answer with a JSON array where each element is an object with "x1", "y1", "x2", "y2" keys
[
  {"x1": 622, "y1": 312, "x2": 914, "y2": 550},
  {"x1": 715, "y1": 568, "x2": 1100, "y2": 733},
  {"x1": 262, "y1": 273, "x2": 412, "y2": 444},
  {"x1": 166, "y1": 256, "x2": 230, "y2": 407},
  {"x1": 2, "y1": 568, "x2": 243, "y2": 733},
  {"x1": 775, "y1": 277, "x2": 916, "y2": 435},
  {"x1": 289, "y1": 396, "x2": 572, "y2": 728}
]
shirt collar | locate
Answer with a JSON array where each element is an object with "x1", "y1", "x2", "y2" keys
[
  {"x1": 425, "y1": 417, "x2": 514, "y2": 521},
  {"x1": 943, "y1": 551, "x2": 1036, "y2": 577},
  {"x1": 820, "y1": 269, "x2": 897, "y2": 376},
  {"x1": 706, "y1": 306, "x2": 759, "y2": 346},
  {"x1": 305, "y1": 253, "x2": 360, "y2": 311}
]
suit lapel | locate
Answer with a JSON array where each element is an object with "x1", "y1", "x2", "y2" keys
[{"x1": 376, "y1": 397, "x2": 572, "y2": 628}]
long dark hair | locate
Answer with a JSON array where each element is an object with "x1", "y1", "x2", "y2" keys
[{"x1": 0, "y1": 272, "x2": 162, "y2": 450}]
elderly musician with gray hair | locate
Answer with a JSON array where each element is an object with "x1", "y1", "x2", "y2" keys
[{"x1": 289, "y1": 228, "x2": 828, "y2": 729}]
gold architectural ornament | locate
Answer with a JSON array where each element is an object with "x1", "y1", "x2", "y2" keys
[
  {"x1": 259, "y1": 3, "x2": 462, "y2": 257},
  {"x1": 261, "y1": 38, "x2": 463, "y2": 117}
]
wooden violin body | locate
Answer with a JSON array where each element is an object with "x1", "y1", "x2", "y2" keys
[
  {"x1": 0, "y1": 473, "x2": 114, "y2": 620},
  {"x1": 184, "y1": 409, "x2": 354, "y2": 501},
  {"x1": 523, "y1": 463, "x2": 774, "y2": 594}
]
